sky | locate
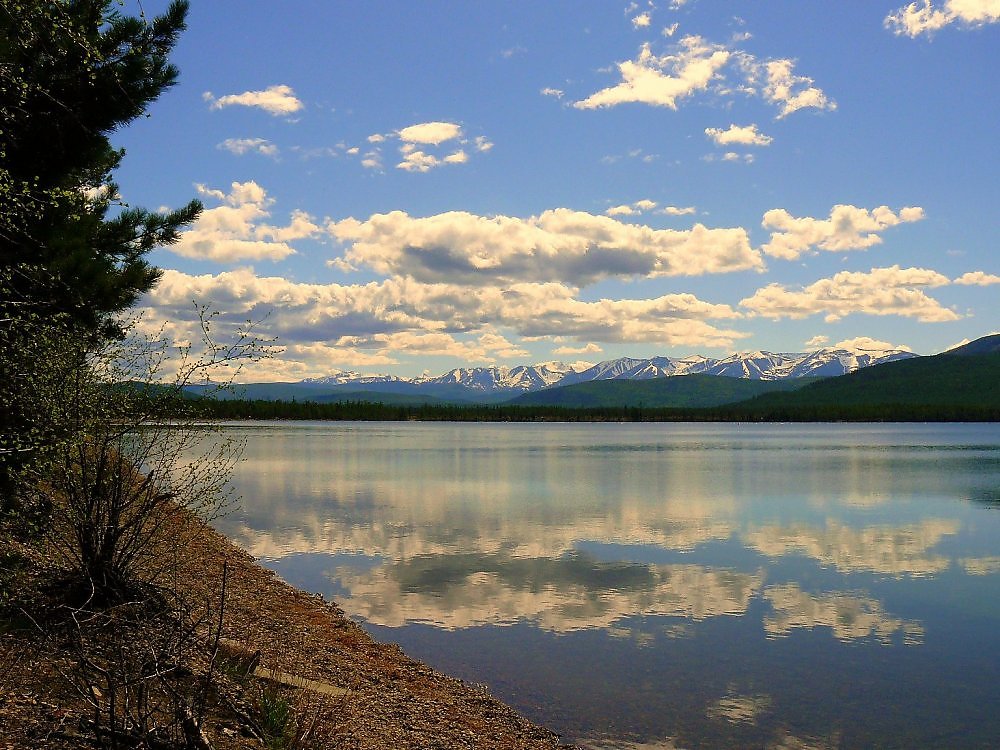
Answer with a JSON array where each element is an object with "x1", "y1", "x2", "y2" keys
[{"x1": 113, "y1": 1, "x2": 999, "y2": 381}]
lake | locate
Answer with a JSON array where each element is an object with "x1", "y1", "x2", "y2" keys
[{"x1": 210, "y1": 422, "x2": 1000, "y2": 749}]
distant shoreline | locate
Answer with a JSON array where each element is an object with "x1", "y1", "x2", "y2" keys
[{"x1": 182, "y1": 397, "x2": 1000, "y2": 424}]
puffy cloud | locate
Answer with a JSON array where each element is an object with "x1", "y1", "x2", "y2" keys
[
  {"x1": 885, "y1": 0, "x2": 1000, "y2": 37},
  {"x1": 661, "y1": 205, "x2": 697, "y2": 216},
  {"x1": 574, "y1": 37, "x2": 731, "y2": 110},
  {"x1": 145, "y1": 267, "x2": 750, "y2": 359},
  {"x1": 397, "y1": 149, "x2": 441, "y2": 172},
  {"x1": 954, "y1": 270, "x2": 1000, "y2": 285},
  {"x1": 397, "y1": 121, "x2": 463, "y2": 145},
  {"x1": 632, "y1": 12, "x2": 651, "y2": 28},
  {"x1": 575, "y1": 36, "x2": 832, "y2": 119},
  {"x1": 540, "y1": 87, "x2": 565, "y2": 98},
  {"x1": 740, "y1": 265, "x2": 960, "y2": 322},
  {"x1": 378, "y1": 122, "x2": 489, "y2": 172},
  {"x1": 553, "y1": 342, "x2": 603, "y2": 356},
  {"x1": 804, "y1": 334, "x2": 829, "y2": 349},
  {"x1": 204, "y1": 84, "x2": 303, "y2": 116},
  {"x1": 605, "y1": 198, "x2": 658, "y2": 217},
  {"x1": 721, "y1": 151, "x2": 753, "y2": 163},
  {"x1": 328, "y1": 208, "x2": 763, "y2": 285},
  {"x1": 831, "y1": 336, "x2": 912, "y2": 352},
  {"x1": 705, "y1": 123, "x2": 772, "y2": 146},
  {"x1": 760, "y1": 59, "x2": 836, "y2": 118},
  {"x1": 217, "y1": 138, "x2": 279, "y2": 158},
  {"x1": 761, "y1": 204, "x2": 925, "y2": 260},
  {"x1": 170, "y1": 182, "x2": 319, "y2": 262},
  {"x1": 335, "y1": 330, "x2": 529, "y2": 363}
]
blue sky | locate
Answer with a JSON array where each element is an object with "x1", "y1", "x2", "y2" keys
[{"x1": 116, "y1": 1, "x2": 999, "y2": 380}]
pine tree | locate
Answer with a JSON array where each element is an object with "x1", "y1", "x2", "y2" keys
[{"x1": 0, "y1": 0, "x2": 200, "y2": 334}]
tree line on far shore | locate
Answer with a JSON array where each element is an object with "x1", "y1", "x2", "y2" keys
[{"x1": 187, "y1": 395, "x2": 1000, "y2": 423}]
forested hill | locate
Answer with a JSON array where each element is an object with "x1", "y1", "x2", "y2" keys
[
  {"x1": 508, "y1": 373, "x2": 818, "y2": 408},
  {"x1": 721, "y1": 338, "x2": 1000, "y2": 417}
]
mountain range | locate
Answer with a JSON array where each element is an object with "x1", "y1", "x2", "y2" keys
[
  {"x1": 212, "y1": 343, "x2": 918, "y2": 404},
  {"x1": 191, "y1": 334, "x2": 999, "y2": 418}
]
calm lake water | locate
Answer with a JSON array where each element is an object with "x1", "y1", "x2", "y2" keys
[{"x1": 210, "y1": 422, "x2": 1000, "y2": 749}]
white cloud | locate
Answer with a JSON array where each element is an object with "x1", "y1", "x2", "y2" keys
[
  {"x1": 397, "y1": 149, "x2": 440, "y2": 172},
  {"x1": 553, "y1": 342, "x2": 603, "y2": 356},
  {"x1": 606, "y1": 199, "x2": 658, "y2": 217},
  {"x1": 397, "y1": 121, "x2": 463, "y2": 145},
  {"x1": 721, "y1": 151, "x2": 753, "y2": 163},
  {"x1": 217, "y1": 137, "x2": 279, "y2": 158},
  {"x1": 761, "y1": 204, "x2": 925, "y2": 260},
  {"x1": 328, "y1": 208, "x2": 763, "y2": 285},
  {"x1": 663, "y1": 23, "x2": 679, "y2": 37},
  {"x1": 760, "y1": 59, "x2": 836, "y2": 118},
  {"x1": 954, "y1": 270, "x2": 1000, "y2": 285},
  {"x1": 632, "y1": 12, "x2": 652, "y2": 28},
  {"x1": 885, "y1": 0, "x2": 1000, "y2": 37},
  {"x1": 574, "y1": 36, "x2": 833, "y2": 119},
  {"x1": 832, "y1": 336, "x2": 912, "y2": 352},
  {"x1": 144, "y1": 268, "x2": 751, "y2": 364},
  {"x1": 541, "y1": 87, "x2": 565, "y2": 99},
  {"x1": 381, "y1": 121, "x2": 490, "y2": 172},
  {"x1": 367, "y1": 133, "x2": 386, "y2": 144},
  {"x1": 740, "y1": 265, "x2": 960, "y2": 322},
  {"x1": 337, "y1": 330, "x2": 529, "y2": 364},
  {"x1": 170, "y1": 182, "x2": 318, "y2": 262},
  {"x1": 661, "y1": 205, "x2": 697, "y2": 216},
  {"x1": 204, "y1": 84, "x2": 303, "y2": 116},
  {"x1": 705, "y1": 123, "x2": 772, "y2": 146},
  {"x1": 574, "y1": 37, "x2": 731, "y2": 110},
  {"x1": 804, "y1": 334, "x2": 829, "y2": 349}
]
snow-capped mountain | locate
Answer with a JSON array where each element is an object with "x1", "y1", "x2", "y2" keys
[
  {"x1": 414, "y1": 361, "x2": 591, "y2": 392},
  {"x1": 298, "y1": 346, "x2": 917, "y2": 393},
  {"x1": 300, "y1": 369, "x2": 403, "y2": 386}
]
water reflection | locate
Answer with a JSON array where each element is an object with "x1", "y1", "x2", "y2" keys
[
  {"x1": 210, "y1": 422, "x2": 1000, "y2": 748},
  {"x1": 336, "y1": 552, "x2": 764, "y2": 631},
  {"x1": 762, "y1": 583, "x2": 924, "y2": 644},
  {"x1": 743, "y1": 518, "x2": 959, "y2": 577}
]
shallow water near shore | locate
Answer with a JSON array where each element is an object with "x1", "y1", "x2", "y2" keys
[{"x1": 209, "y1": 421, "x2": 1000, "y2": 749}]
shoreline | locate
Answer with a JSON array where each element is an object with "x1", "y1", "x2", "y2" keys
[
  {"x1": 167, "y1": 515, "x2": 574, "y2": 749},
  {"x1": 0, "y1": 509, "x2": 573, "y2": 749}
]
